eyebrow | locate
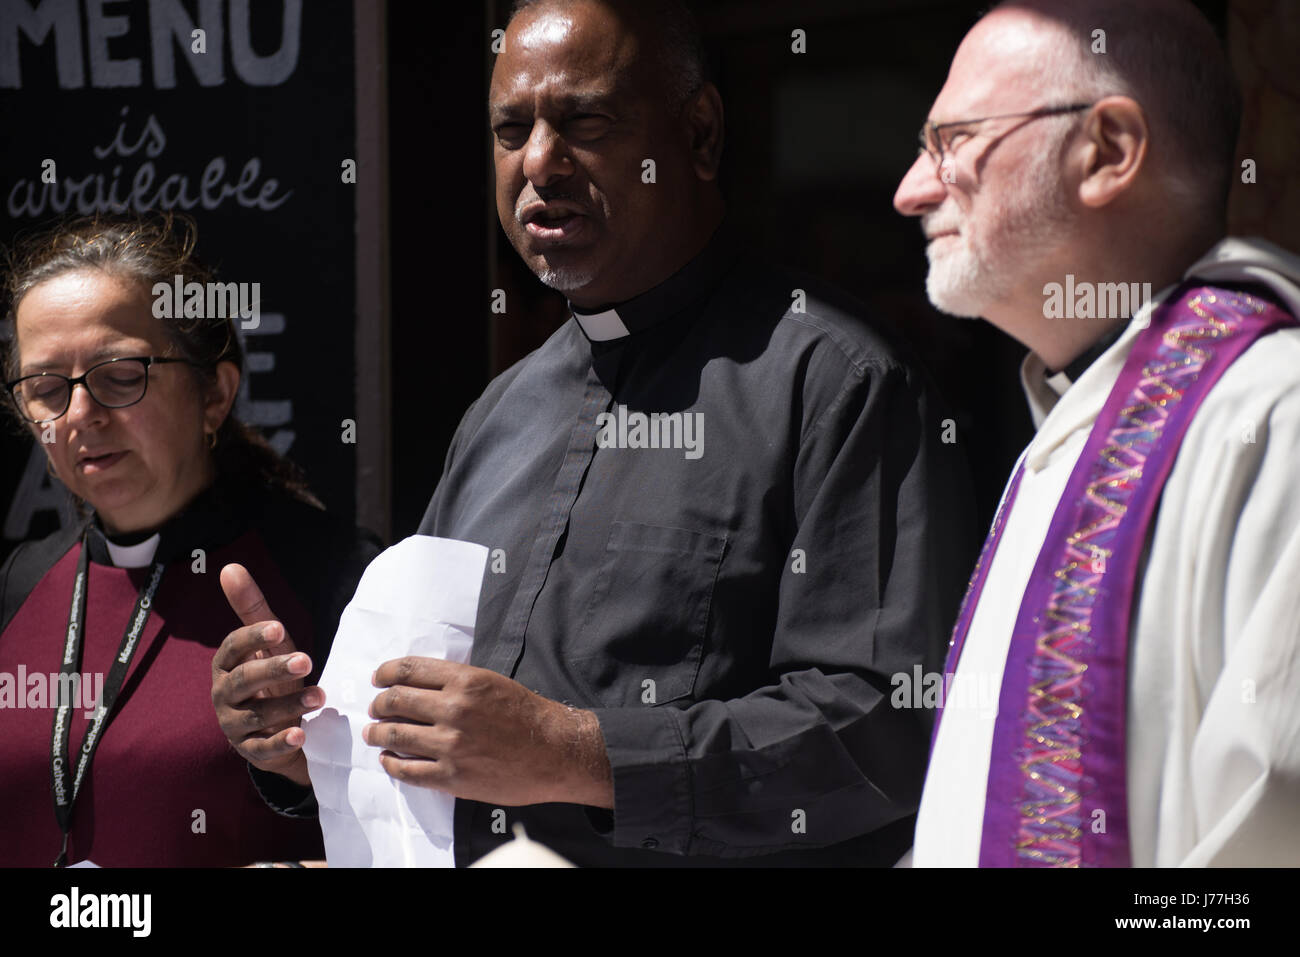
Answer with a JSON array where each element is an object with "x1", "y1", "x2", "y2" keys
[
  {"x1": 19, "y1": 346, "x2": 148, "y2": 376},
  {"x1": 489, "y1": 89, "x2": 621, "y2": 124},
  {"x1": 928, "y1": 116, "x2": 977, "y2": 131}
]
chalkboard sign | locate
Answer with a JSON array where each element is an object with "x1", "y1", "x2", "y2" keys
[{"x1": 0, "y1": 0, "x2": 385, "y2": 559}]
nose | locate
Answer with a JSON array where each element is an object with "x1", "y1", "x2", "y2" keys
[
  {"x1": 520, "y1": 119, "x2": 573, "y2": 189},
  {"x1": 893, "y1": 152, "x2": 949, "y2": 217},
  {"x1": 64, "y1": 379, "x2": 108, "y2": 430}
]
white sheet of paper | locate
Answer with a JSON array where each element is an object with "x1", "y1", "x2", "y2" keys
[{"x1": 300, "y1": 535, "x2": 489, "y2": 867}]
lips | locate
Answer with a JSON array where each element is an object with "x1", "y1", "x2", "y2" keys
[
  {"x1": 921, "y1": 212, "x2": 959, "y2": 242},
  {"x1": 77, "y1": 450, "x2": 128, "y2": 474},
  {"x1": 519, "y1": 201, "x2": 590, "y2": 243}
]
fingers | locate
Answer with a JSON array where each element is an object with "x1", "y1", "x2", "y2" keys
[
  {"x1": 371, "y1": 656, "x2": 456, "y2": 691},
  {"x1": 220, "y1": 563, "x2": 281, "y2": 629},
  {"x1": 212, "y1": 620, "x2": 289, "y2": 676},
  {"x1": 239, "y1": 724, "x2": 312, "y2": 766},
  {"x1": 218, "y1": 650, "x2": 313, "y2": 707},
  {"x1": 363, "y1": 719, "x2": 443, "y2": 763},
  {"x1": 369, "y1": 683, "x2": 441, "y2": 723},
  {"x1": 223, "y1": 685, "x2": 324, "y2": 739},
  {"x1": 377, "y1": 751, "x2": 451, "y2": 792}
]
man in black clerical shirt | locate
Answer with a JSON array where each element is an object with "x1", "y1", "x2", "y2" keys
[{"x1": 214, "y1": 0, "x2": 977, "y2": 865}]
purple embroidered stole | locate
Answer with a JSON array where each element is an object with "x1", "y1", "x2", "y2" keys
[{"x1": 935, "y1": 283, "x2": 1295, "y2": 867}]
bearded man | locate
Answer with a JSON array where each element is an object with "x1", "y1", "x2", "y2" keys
[{"x1": 894, "y1": 0, "x2": 1300, "y2": 866}]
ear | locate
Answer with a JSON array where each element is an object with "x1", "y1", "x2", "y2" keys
[
  {"x1": 1075, "y1": 95, "x2": 1149, "y2": 209},
  {"x1": 202, "y1": 360, "x2": 240, "y2": 437},
  {"x1": 683, "y1": 81, "x2": 725, "y2": 182}
]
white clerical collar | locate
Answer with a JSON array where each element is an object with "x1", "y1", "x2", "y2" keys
[
  {"x1": 567, "y1": 222, "x2": 742, "y2": 344},
  {"x1": 105, "y1": 533, "x2": 161, "y2": 569},
  {"x1": 1022, "y1": 284, "x2": 1173, "y2": 425},
  {"x1": 1044, "y1": 369, "x2": 1073, "y2": 398},
  {"x1": 571, "y1": 306, "x2": 631, "y2": 342}
]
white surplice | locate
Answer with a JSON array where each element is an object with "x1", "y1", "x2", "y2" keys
[{"x1": 911, "y1": 238, "x2": 1300, "y2": 867}]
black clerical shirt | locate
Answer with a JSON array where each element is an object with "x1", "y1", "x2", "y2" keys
[{"x1": 420, "y1": 225, "x2": 978, "y2": 866}]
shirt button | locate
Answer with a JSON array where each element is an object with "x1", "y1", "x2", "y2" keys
[{"x1": 641, "y1": 837, "x2": 659, "y2": 849}]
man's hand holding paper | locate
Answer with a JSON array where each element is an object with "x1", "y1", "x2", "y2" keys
[{"x1": 366, "y1": 656, "x2": 613, "y2": 807}]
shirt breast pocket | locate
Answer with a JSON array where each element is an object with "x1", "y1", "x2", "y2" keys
[{"x1": 570, "y1": 522, "x2": 727, "y2": 709}]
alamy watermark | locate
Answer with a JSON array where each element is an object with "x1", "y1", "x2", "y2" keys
[
  {"x1": 152, "y1": 274, "x2": 260, "y2": 329},
  {"x1": 0, "y1": 667, "x2": 102, "y2": 718},
  {"x1": 1043, "y1": 274, "x2": 1153, "y2": 323},
  {"x1": 890, "y1": 664, "x2": 999, "y2": 719},
  {"x1": 50, "y1": 887, "x2": 151, "y2": 937},
  {"x1": 595, "y1": 406, "x2": 704, "y2": 460}
]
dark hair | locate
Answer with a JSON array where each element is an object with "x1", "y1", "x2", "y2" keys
[
  {"x1": 1, "y1": 212, "x2": 321, "y2": 509},
  {"x1": 508, "y1": 0, "x2": 706, "y2": 112}
]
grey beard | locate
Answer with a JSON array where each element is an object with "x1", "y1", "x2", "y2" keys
[
  {"x1": 536, "y1": 264, "x2": 598, "y2": 293},
  {"x1": 924, "y1": 242, "x2": 990, "y2": 320}
]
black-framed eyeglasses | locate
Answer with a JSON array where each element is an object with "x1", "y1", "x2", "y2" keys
[
  {"x1": 918, "y1": 102, "x2": 1094, "y2": 171},
  {"x1": 5, "y1": 356, "x2": 198, "y2": 424}
]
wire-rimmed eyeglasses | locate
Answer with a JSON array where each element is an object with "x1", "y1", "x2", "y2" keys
[{"x1": 918, "y1": 102, "x2": 1094, "y2": 171}]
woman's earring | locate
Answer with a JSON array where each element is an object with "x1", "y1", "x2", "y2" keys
[{"x1": 208, "y1": 431, "x2": 218, "y2": 450}]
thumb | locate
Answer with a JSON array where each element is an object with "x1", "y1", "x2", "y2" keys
[
  {"x1": 220, "y1": 563, "x2": 281, "y2": 629},
  {"x1": 220, "y1": 564, "x2": 303, "y2": 697}
]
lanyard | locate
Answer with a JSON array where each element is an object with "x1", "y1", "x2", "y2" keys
[{"x1": 49, "y1": 534, "x2": 166, "y2": 867}]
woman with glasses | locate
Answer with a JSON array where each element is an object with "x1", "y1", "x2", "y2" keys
[{"x1": 0, "y1": 214, "x2": 381, "y2": 866}]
